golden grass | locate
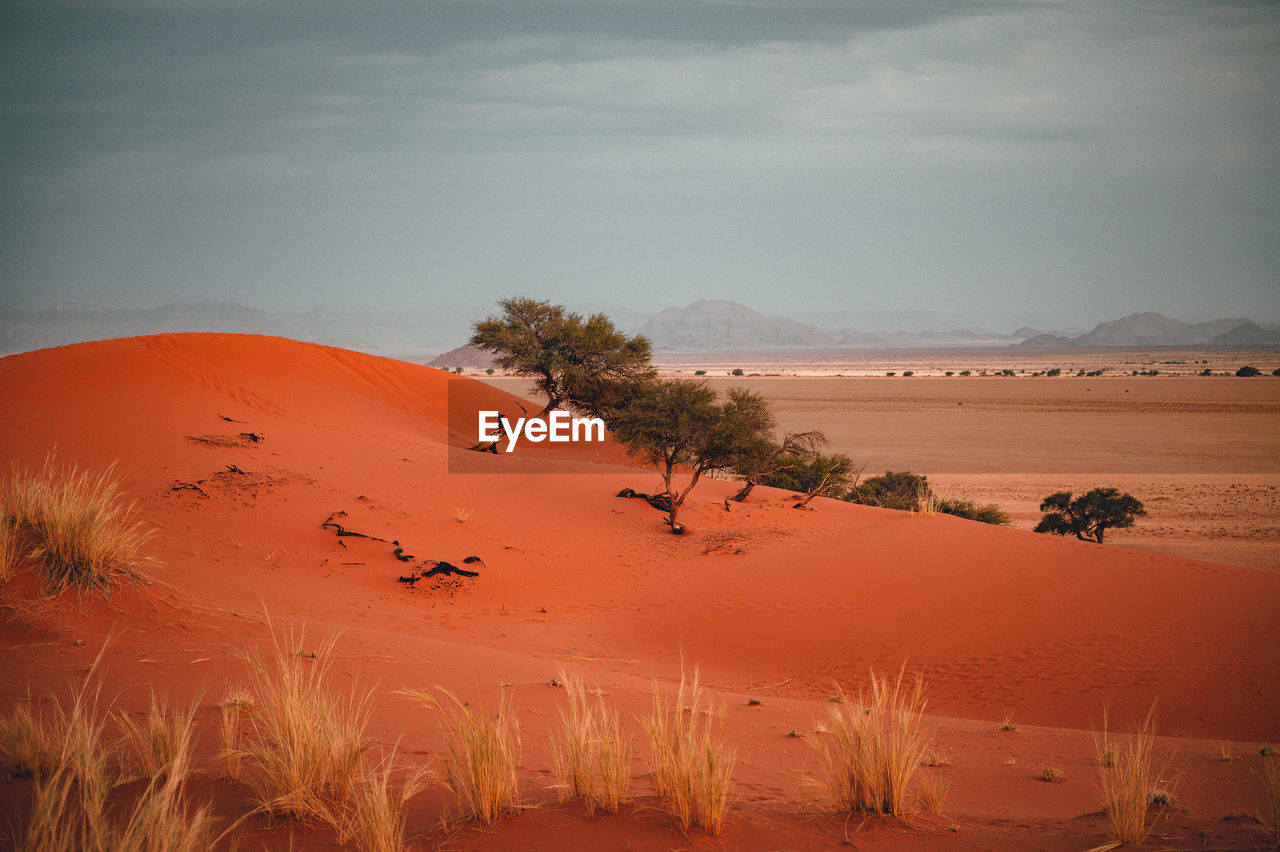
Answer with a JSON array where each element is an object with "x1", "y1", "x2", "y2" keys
[
  {"x1": 807, "y1": 666, "x2": 932, "y2": 818},
  {"x1": 1094, "y1": 703, "x2": 1164, "y2": 847},
  {"x1": 1041, "y1": 766, "x2": 1064, "y2": 783},
  {"x1": 338, "y1": 743, "x2": 430, "y2": 852},
  {"x1": 117, "y1": 687, "x2": 200, "y2": 783},
  {"x1": 0, "y1": 514, "x2": 22, "y2": 584},
  {"x1": 401, "y1": 686, "x2": 522, "y2": 826},
  {"x1": 235, "y1": 622, "x2": 372, "y2": 827},
  {"x1": 1265, "y1": 754, "x2": 1280, "y2": 849},
  {"x1": 15, "y1": 647, "x2": 214, "y2": 851},
  {"x1": 915, "y1": 770, "x2": 950, "y2": 815},
  {"x1": 550, "y1": 670, "x2": 632, "y2": 817},
  {"x1": 2, "y1": 453, "x2": 155, "y2": 598},
  {"x1": 642, "y1": 668, "x2": 735, "y2": 836},
  {"x1": 454, "y1": 506, "x2": 474, "y2": 523},
  {"x1": 0, "y1": 696, "x2": 64, "y2": 778},
  {"x1": 218, "y1": 684, "x2": 253, "y2": 783}
]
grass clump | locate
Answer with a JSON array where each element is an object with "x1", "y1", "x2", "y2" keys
[
  {"x1": 0, "y1": 697, "x2": 64, "y2": 778},
  {"x1": 402, "y1": 686, "x2": 522, "y2": 826},
  {"x1": 235, "y1": 623, "x2": 372, "y2": 827},
  {"x1": 338, "y1": 744, "x2": 429, "y2": 852},
  {"x1": 12, "y1": 647, "x2": 214, "y2": 851},
  {"x1": 807, "y1": 666, "x2": 932, "y2": 818},
  {"x1": 116, "y1": 687, "x2": 201, "y2": 782},
  {"x1": 1094, "y1": 703, "x2": 1168, "y2": 847},
  {"x1": 550, "y1": 670, "x2": 631, "y2": 817},
  {"x1": 1041, "y1": 766, "x2": 1064, "y2": 783},
  {"x1": 2, "y1": 453, "x2": 156, "y2": 598},
  {"x1": 643, "y1": 668, "x2": 735, "y2": 836}
]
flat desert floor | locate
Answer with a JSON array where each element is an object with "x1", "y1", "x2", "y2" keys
[
  {"x1": 2, "y1": 335, "x2": 1278, "y2": 851},
  {"x1": 487, "y1": 369, "x2": 1280, "y2": 571}
]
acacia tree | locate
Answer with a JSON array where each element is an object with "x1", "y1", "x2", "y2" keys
[
  {"x1": 1032, "y1": 488, "x2": 1145, "y2": 543},
  {"x1": 730, "y1": 430, "x2": 827, "y2": 502},
  {"x1": 610, "y1": 380, "x2": 775, "y2": 534},
  {"x1": 469, "y1": 297, "x2": 654, "y2": 418}
]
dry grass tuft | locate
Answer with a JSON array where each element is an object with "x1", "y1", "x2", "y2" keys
[
  {"x1": 235, "y1": 622, "x2": 372, "y2": 827},
  {"x1": 454, "y1": 506, "x2": 474, "y2": 523},
  {"x1": 338, "y1": 743, "x2": 430, "y2": 852},
  {"x1": 402, "y1": 686, "x2": 522, "y2": 826},
  {"x1": 2, "y1": 453, "x2": 156, "y2": 598},
  {"x1": 807, "y1": 666, "x2": 932, "y2": 818},
  {"x1": 1265, "y1": 754, "x2": 1280, "y2": 849},
  {"x1": 1094, "y1": 702, "x2": 1167, "y2": 847},
  {"x1": 642, "y1": 667, "x2": 735, "y2": 836},
  {"x1": 116, "y1": 687, "x2": 200, "y2": 782},
  {"x1": 15, "y1": 646, "x2": 214, "y2": 851},
  {"x1": 1041, "y1": 766, "x2": 1064, "y2": 783},
  {"x1": 550, "y1": 670, "x2": 632, "y2": 817},
  {"x1": 0, "y1": 697, "x2": 64, "y2": 778},
  {"x1": 218, "y1": 684, "x2": 253, "y2": 783},
  {"x1": 0, "y1": 513, "x2": 23, "y2": 584},
  {"x1": 915, "y1": 770, "x2": 950, "y2": 815}
]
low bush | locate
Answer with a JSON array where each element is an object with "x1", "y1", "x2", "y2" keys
[{"x1": 937, "y1": 499, "x2": 1010, "y2": 526}]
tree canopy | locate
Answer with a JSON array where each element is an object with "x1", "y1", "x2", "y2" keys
[
  {"x1": 610, "y1": 380, "x2": 775, "y2": 533},
  {"x1": 469, "y1": 296, "x2": 654, "y2": 418},
  {"x1": 1032, "y1": 487, "x2": 1145, "y2": 543}
]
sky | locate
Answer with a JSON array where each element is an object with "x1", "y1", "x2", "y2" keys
[{"x1": 1, "y1": 0, "x2": 1277, "y2": 322}]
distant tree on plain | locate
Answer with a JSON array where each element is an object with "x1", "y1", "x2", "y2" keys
[
  {"x1": 1033, "y1": 488, "x2": 1145, "y2": 544},
  {"x1": 1236, "y1": 365, "x2": 1262, "y2": 377},
  {"x1": 1272, "y1": 367, "x2": 1280, "y2": 377},
  {"x1": 469, "y1": 297, "x2": 654, "y2": 418}
]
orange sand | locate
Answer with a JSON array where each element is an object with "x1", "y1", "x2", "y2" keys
[{"x1": 1, "y1": 333, "x2": 1277, "y2": 850}]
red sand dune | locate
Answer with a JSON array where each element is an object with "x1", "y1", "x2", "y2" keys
[{"x1": 2, "y1": 333, "x2": 1278, "y2": 850}]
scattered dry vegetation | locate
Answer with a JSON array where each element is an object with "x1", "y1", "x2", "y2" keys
[
  {"x1": 401, "y1": 686, "x2": 523, "y2": 826},
  {"x1": 643, "y1": 668, "x2": 735, "y2": 836},
  {"x1": 806, "y1": 666, "x2": 933, "y2": 818},
  {"x1": 1, "y1": 453, "x2": 156, "y2": 598}
]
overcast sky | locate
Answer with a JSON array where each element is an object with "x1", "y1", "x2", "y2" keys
[{"x1": 1, "y1": 0, "x2": 1277, "y2": 321}]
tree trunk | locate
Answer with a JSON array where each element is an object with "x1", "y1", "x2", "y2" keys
[{"x1": 731, "y1": 480, "x2": 756, "y2": 502}]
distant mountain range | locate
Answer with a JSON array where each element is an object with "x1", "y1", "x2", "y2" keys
[
  {"x1": 1016, "y1": 312, "x2": 1280, "y2": 348},
  {"x1": 2, "y1": 301, "x2": 1276, "y2": 358}
]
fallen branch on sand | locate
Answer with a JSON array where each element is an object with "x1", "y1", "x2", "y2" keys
[
  {"x1": 320, "y1": 511, "x2": 388, "y2": 542},
  {"x1": 397, "y1": 560, "x2": 480, "y2": 586}
]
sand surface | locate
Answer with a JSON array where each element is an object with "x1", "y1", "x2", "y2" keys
[{"x1": 2, "y1": 334, "x2": 1278, "y2": 850}]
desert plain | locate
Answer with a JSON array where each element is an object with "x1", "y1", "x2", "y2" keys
[{"x1": 2, "y1": 333, "x2": 1279, "y2": 850}]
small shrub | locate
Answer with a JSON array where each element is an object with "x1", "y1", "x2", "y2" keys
[
  {"x1": 731, "y1": 368, "x2": 744, "y2": 377},
  {"x1": 1046, "y1": 368, "x2": 1061, "y2": 377},
  {"x1": 937, "y1": 499, "x2": 1011, "y2": 526},
  {"x1": 485, "y1": 368, "x2": 494, "y2": 375},
  {"x1": 959, "y1": 370, "x2": 971, "y2": 376},
  {"x1": 944, "y1": 371, "x2": 954, "y2": 377},
  {"x1": 643, "y1": 668, "x2": 735, "y2": 836},
  {"x1": 1272, "y1": 368, "x2": 1280, "y2": 377},
  {"x1": 1236, "y1": 365, "x2": 1262, "y2": 377},
  {"x1": 847, "y1": 471, "x2": 931, "y2": 512},
  {"x1": 0, "y1": 698, "x2": 64, "y2": 778},
  {"x1": 1001, "y1": 712, "x2": 1018, "y2": 733},
  {"x1": 885, "y1": 371, "x2": 896, "y2": 377},
  {"x1": 807, "y1": 666, "x2": 932, "y2": 817},
  {"x1": 403, "y1": 686, "x2": 522, "y2": 826},
  {"x1": 1041, "y1": 766, "x2": 1063, "y2": 783},
  {"x1": 902, "y1": 371, "x2": 914, "y2": 377},
  {"x1": 454, "y1": 506, "x2": 474, "y2": 523},
  {"x1": 693, "y1": 370, "x2": 706, "y2": 376}
]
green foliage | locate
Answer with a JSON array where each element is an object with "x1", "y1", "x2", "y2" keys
[
  {"x1": 759, "y1": 452, "x2": 857, "y2": 506},
  {"x1": 1033, "y1": 488, "x2": 1145, "y2": 544},
  {"x1": 611, "y1": 381, "x2": 775, "y2": 532},
  {"x1": 847, "y1": 471, "x2": 931, "y2": 512},
  {"x1": 469, "y1": 297, "x2": 654, "y2": 418},
  {"x1": 1236, "y1": 365, "x2": 1262, "y2": 377},
  {"x1": 731, "y1": 368, "x2": 744, "y2": 377},
  {"x1": 936, "y1": 499, "x2": 1010, "y2": 526}
]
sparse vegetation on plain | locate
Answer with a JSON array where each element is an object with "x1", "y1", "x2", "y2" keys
[
  {"x1": 643, "y1": 668, "x2": 735, "y2": 836},
  {"x1": 2, "y1": 453, "x2": 156, "y2": 598},
  {"x1": 807, "y1": 667, "x2": 932, "y2": 817}
]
